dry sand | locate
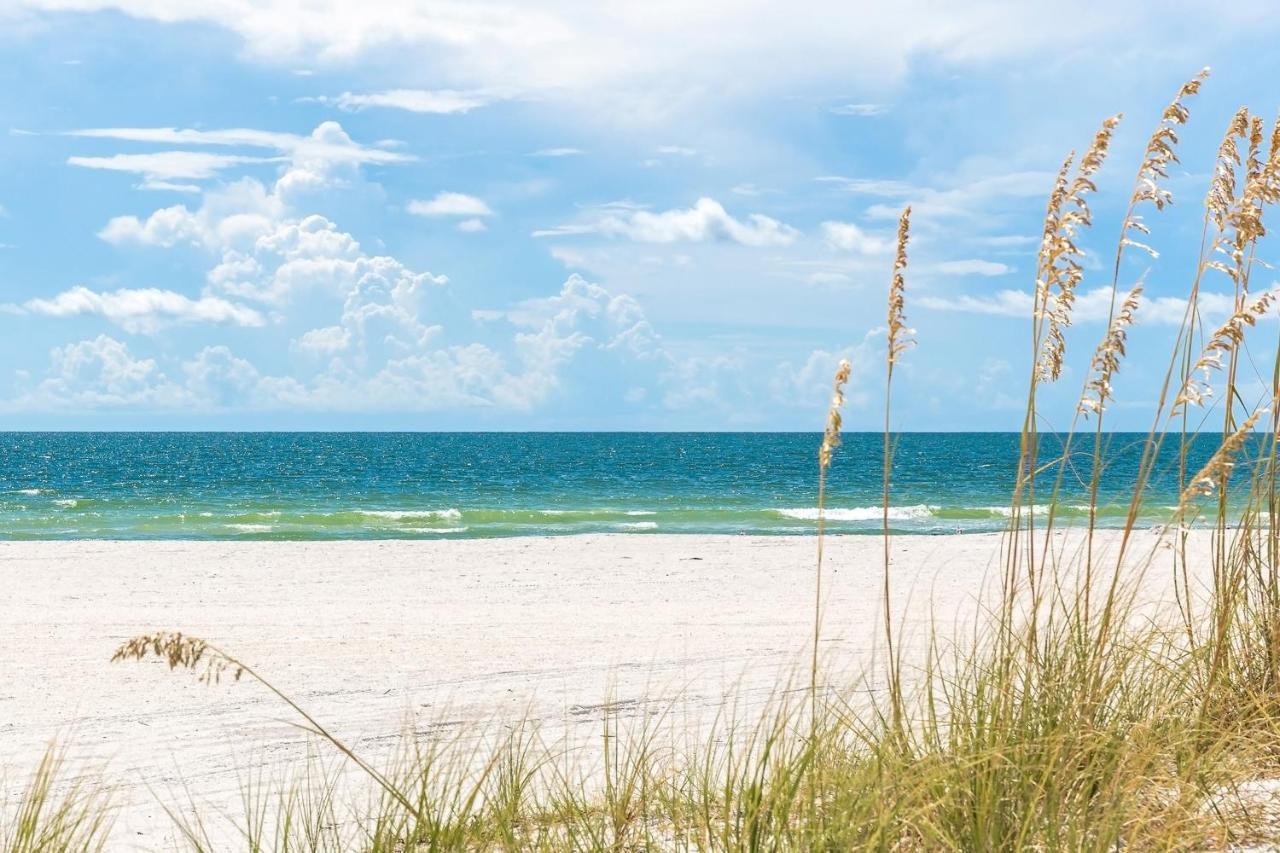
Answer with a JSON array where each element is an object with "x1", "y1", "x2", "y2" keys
[{"x1": 0, "y1": 530, "x2": 1190, "y2": 849}]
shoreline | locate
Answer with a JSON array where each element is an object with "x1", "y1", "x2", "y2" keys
[{"x1": 0, "y1": 531, "x2": 1192, "y2": 848}]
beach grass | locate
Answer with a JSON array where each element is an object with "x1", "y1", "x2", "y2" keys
[{"x1": 13, "y1": 68, "x2": 1280, "y2": 849}]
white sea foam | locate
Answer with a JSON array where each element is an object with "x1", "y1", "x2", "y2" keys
[
  {"x1": 615, "y1": 521, "x2": 658, "y2": 530},
  {"x1": 403, "y1": 526, "x2": 469, "y2": 534},
  {"x1": 14, "y1": 488, "x2": 46, "y2": 496},
  {"x1": 53, "y1": 499, "x2": 78, "y2": 508},
  {"x1": 358, "y1": 509, "x2": 463, "y2": 521},
  {"x1": 226, "y1": 523, "x2": 273, "y2": 533},
  {"x1": 537, "y1": 509, "x2": 657, "y2": 517},
  {"x1": 775, "y1": 505, "x2": 938, "y2": 522},
  {"x1": 980, "y1": 504, "x2": 1053, "y2": 517}
]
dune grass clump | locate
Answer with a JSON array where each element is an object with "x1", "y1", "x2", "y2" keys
[
  {"x1": 0, "y1": 747, "x2": 112, "y2": 853},
  {"x1": 14, "y1": 67, "x2": 1280, "y2": 849}
]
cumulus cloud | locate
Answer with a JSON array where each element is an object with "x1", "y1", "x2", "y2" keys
[
  {"x1": 407, "y1": 192, "x2": 495, "y2": 218},
  {"x1": 12, "y1": 335, "x2": 188, "y2": 409},
  {"x1": 8, "y1": 286, "x2": 264, "y2": 333},
  {"x1": 100, "y1": 171, "x2": 448, "y2": 308},
  {"x1": 534, "y1": 197, "x2": 798, "y2": 246},
  {"x1": 293, "y1": 325, "x2": 350, "y2": 355}
]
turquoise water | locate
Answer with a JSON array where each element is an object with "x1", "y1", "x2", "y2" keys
[{"x1": 0, "y1": 432, "x2": 1251, "y2": 539}]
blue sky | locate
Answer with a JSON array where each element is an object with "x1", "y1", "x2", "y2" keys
[{"x1": 2, "y1": 1, "x2": 1279, "y2": 430}]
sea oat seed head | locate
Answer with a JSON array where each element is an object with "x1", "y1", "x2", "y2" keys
[
  {"x1": 1178, "y1": 408, "x2": 1264, "y2": 505},
  {"x1": 1079, "y1": 283, "x2": 1142, "y2": 418},
  {"x1": 887, "y1": 207, "x2": 913, "y2": 365},
  {"x1": 818, "y1": 358, "x2": 852, "y2": 472},
  {"x1": 112, "y1": 631, "x2": 244, "y2": 684},
  {"x1": 1174, "y1": 290, "x2": 1277, "y2": 413}
]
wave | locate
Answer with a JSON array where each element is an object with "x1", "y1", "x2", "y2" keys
[
  {"x1": 13, "y1": 488, "x2": 48, "y2": 496},
  {"x1": 402, "y1": 526, "x2": 469, "y2": 534},
  {"x1": 53, "y1": 499, "x2": 78, "y2": 508},
  {"x1": 536, "y1": 508, "x2": 655, "y2": 517},
  {"x1": 775, "y1": 505, "x2": 939, "y2": 522},
  {"x1": 226, "y1": 523, "x2": 273, "y2": 533},
  {"x1": 357, "y1": 509, "x2": 463, "y2": 521},
  {"x1": 615, "y1": 521, "x2": 658, "y2": 530}
]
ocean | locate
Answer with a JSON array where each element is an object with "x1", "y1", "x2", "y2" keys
[{"x1": 0, "y1": 432, "x2": 1250, "y2": 539}]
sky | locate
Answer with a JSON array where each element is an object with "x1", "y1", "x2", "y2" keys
[{"x1": 2, "y1": 1, "x2": 1280, "y2": 430}]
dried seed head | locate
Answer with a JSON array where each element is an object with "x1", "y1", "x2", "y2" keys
[
  {"x1": 1126, "y1": 68, "x2": 1209, "y2": 222},
  {"x1": 1178, "y1": 408, "x2": 1264, "y2": 505},
  {"x1": 1174, "y1": 290, "x2": 1276, "y2": 413},
  {"x1": 1034, "y1": 115, "x2": 1122, "y2": 384},
  {"x1": 112, "y1": 632, "x2": 244, "y2": 684},
  {"x1": 1079, "y1": 283, "x2": 1142, "y2": 418},
  {"x1": 887, "y1": 206, "x2": 913, "y2": 366},
  {"x1": 1206, "y1": 107, "x2": 1250, "y2": 231},
  {"x1": 818, "y1": 359, "x2": 853, "y2": 472}
]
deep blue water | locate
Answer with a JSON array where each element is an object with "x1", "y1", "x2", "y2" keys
[{"x1": 0, "y1": 432, "x2": 1250, "y2": 539}]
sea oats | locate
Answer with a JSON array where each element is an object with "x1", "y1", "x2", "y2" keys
[
  {"x1": 887, "y1": 207, "x2": 913, "y2": 366},
  {"x1": 112, "y1": 631, "x2": 244, "y2": 684},
  {"x1": 1206, "y1": 108, "x2": 1250, "y2": 233},
  {"x1": 1178, "y1": 408, "x2": 1264, "y2": 505},
  {"x1": 1035, "y1": 116, "x2": 1120, "y2": 383},
  {"x1": 1173, "y1": 290, "x2": 1276, "y2": 413},
  {"x1": 818, "y1": 359, "x2": 852, "y2": 473},
  {"x1": 1078, "y1": 283, "x2": 1142, "y2": 417},
  {"x1": 1131, "y1": 69, "x2": 1207, "y2": 212}
]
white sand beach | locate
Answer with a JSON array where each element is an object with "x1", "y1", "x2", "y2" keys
[{"x1": 1, "y1": 530, "x2": 1195, "y2": 849}]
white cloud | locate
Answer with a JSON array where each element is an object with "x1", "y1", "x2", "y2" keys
[
  {"x1": 12, "y1": 335, "x2": 188, "y2": 409},
  {"x1": 99, "y1": 204, "x2": 206, "y2": 247},
  {"x1": 407, "y1": 192, "x2": 495, "y2": 218},
  {"x1": 917, "y1": 286, "x2": 1255, "y2": 326},
  {"x1": 931, "y1": 259, "x2": 1012, "y2": 276},
  {"x1": 457, "y1": 217, "x2": 487, "y2": 232},
  {"x1": 8, "y1": 285, "x2": 264, "y2": 333},
  {"x1": 304, "y1": 88, "x2": 496, "y2": 113},
  {"x1": 293, "y1": 325, "x2": 351, "y2": 355},
  {"x1": 67, "y1": 151, "x2": 277, "y2": 185},
  {"x1": 534, "y1": 197, "x2": 797, "y2": 247},
  {"x1": 820, "y1": 171, "x2": 1056, "y2": 221},
  {"x1": 821, "y1": 220, "x2": 890, "y2": 254},
  {"x1": 771, "y1": 330, "x2": 880, "y2": 409},
  {"x1": 8, "y1": 1, "x2": 1197, "y2": 114},
  {"x1": 972, "y1": 234, "x2": 1038, "y2": 248},
  {"x1": 815, "y1": 176, "x2": 916, "y2": 197},
  {"x1": 829, "y1": 103, "x2": 887, "y2": 116},
  {"x1": 67, "y1": 122, "x2": 414, "y2": 168},
  {"x1": 529, "y1": 147, "x2": 585, "y2": 157},
  {"x1": 101, "y1": 173, "x2": 448, "y2": 309},
  {"x1": 656, "y1": 145, "x2": 696, "y2": 156},
  {"x1": 917, "y1": 289, "x2": 1032, "y2": 317}
]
